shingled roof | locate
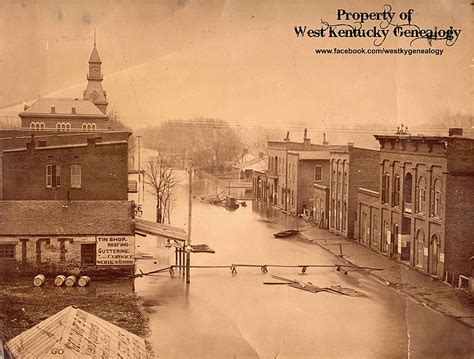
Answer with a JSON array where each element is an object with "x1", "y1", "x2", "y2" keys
[
  {"x1": 0, "y1": 201, "x2": 133, "y2": 236},
  {"x1": 19, "y1": 98, "x2": 106, "y2": 117}
]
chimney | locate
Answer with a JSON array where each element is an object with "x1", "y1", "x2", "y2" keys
[
  {"x1": 51, "y1": 105, "x2": 56, "y2": 114},
  {"x1": 448, "y1": 128, "x2": 463, "y2": 137},
  {"x1": 284, "y1": 131, "x2": 290, "y2": 142},
  {"x1": 303, "y1": 128, "x2": 311, "y2": 146},
  {"x1": 347, "y1": 142, "x2": 355, "y2": 147},
  {"x1": 26, "y1": 134, "x2": 35, "y2": 152},
  {"x1": 71, "y1": 107, "x2": 76, "y2": 114},
  {"x1": 322, "y1": 132, "x2": 329, "y2": 145},
  {"x1": 87, "y1": 137, "x2": 96, "y2": 146}
]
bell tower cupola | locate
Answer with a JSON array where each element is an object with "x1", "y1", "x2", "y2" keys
[{"x1": 83, "y1": 30, "x2": 108, "y2": 114}]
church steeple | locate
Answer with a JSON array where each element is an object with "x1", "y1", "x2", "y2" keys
[{"x1": 83, "y1": 31, "x2": 108, "y2": 114}]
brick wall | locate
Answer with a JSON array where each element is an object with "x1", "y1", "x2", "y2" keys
[
  {"x1": 445, "y1": 174, "x2": 474, "y2": 279},
  {"x1": 2, "y1": 139, "x2": 128, "y2": 200},
  {"x1": 0, "y1": 131, "x2": 130, "y2": 152},
  {"x1": 0, "y1": 235, "x2": 134, "y2": 275},
  {"x1": 298, "y1": 159, "x2": 329, "y2": 214},
  {"x1": 21, "y1": 116, "x2": 108, "y2": 130}
]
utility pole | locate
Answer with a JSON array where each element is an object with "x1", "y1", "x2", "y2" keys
[
  {"x1": 136, "y1": 136, "x2": 142, "y2": 206},
  {"x1": 186, "y1": 162, "x2": 193, "y2": 284}
]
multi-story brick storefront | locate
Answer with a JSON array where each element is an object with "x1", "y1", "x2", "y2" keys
[
  {"x1": 329, "y1": 144, "x2": 379, "y2": 239},
  {"x1": 265, "y1": 130, "x2": 329, "y2": 216},
  {"x1": 373, "y1": 130, "x2": 474, "y2": 283},
  {"x1": 1, "y1": 135, "x2": 128, "y2": 201}
]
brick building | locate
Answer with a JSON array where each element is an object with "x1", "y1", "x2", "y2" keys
[
  {"x1": 265, "y1": 130, "x2": 329, "y2": 216},
  {"x1": 354, "y1": 188, "x2": 380, "y2": 250},
  {"x1": 0, "y1": 201, "x2": 134, "y2": 274},
  {"x1": 372, "y1": 129, "x2": 474, "y2": 283},
  {"x1": 328, "y1": 144, "x2": 379, "y2": 238},
  {"x1": 19, "y1": 40, "x2": 109, "y2": 131},
  {"x1": 1, "y1": 135, "x2": 128, "y2": 201}
]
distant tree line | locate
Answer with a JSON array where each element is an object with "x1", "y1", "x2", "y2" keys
[{"x1": 135, "y1": 118, "x2": 246, "y2": 173}]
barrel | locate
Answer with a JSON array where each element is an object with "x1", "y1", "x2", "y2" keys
[
  {"x1": 77, "y1": 276, "x2": 90, "y2": 287},
  {"x1": 33, "y1": 274, "x2": 45, "y2": 287},
  {"x1": 54, "y1": 275, "x2": 66, "y2": 287},
  {"x1": 65, "y1": 275, "x2": 76, "y2": 287}
]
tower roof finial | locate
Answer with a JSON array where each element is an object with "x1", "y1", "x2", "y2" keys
[{"x1": 94, "y1": 28, "x2": 96, "y2": 47}]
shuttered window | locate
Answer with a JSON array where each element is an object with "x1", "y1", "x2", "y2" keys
[{"x1": 46, "y1": 164, "x2": 61, "y2": 188}]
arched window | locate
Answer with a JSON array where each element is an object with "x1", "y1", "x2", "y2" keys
[
  {"x1": 432, "y1": 179, "x2": 442, "y2": 218},
  {"x1": 416, "y1": 229, "x2": 425, "y2": 267},
  {"x1": 416, "y1": 176, "x2": 427, "y2": 213},
  {"x1": 393, "y1": 174, "x2": 400, "y2": 207},
  {"x1": 40, "y1": 122, "x2": 45, "y2": 130},
  {"x1": 403, "y1": 172, "x2": 413, "y2": 204},
  {"x1": 91, "y1": 123, "x2": 96, "y2": 130},
  {"x1": 82, "y1": 123, "x2": 87, "y2": 131},
  {"x1": 56, "y1": 122, "x2": 61, "y2": 130},
  {"x1": 382, "y1": 173, "x2": 390, "y2": 204},
  {"x1": 65, "y1": 123, "x2": 71, "y2": 131},
  {"x1": 30, "y1": 122, "x2": 35, "y2": 130}
]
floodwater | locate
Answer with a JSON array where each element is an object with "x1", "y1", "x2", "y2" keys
[{"x1": 133, "y1": 174, "x2": 473, "y2": 358}]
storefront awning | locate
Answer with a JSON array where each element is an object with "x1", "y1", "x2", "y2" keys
[{"x1": 134, "y1": 218, "x2": 187, "y2": 242}]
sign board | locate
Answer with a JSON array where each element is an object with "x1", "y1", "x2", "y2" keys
[
  {"x1": 423, "y1": 247, "x2": 428, "y2": 256},
  {"x1": 96, "y1": 236, "x2": 135, "y2": 265},
  {"x1": 440, "y1": 253, "x2": 445, "y2": 263}
]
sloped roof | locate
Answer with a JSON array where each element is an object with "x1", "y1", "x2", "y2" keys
[
  {"x1": 20, "y1": 98, "x2": 106, "y2": 117},
  {"x1": 288, "y1": 150, "x2": 330, "y2": 160},
  {"x1": 233, "y1": 156, "x2": 268, "y2": 172},
  {"x1": 135, "y1": 218, "x2": 187, "y2": 241},
  {"x1": 89, "y1": 45, "x2": 102, "y2": 63},
  {"x1": 0, "y1": 201, "x2": 132, "y2": 235},
  {"x1": 5, "y1": 306, "x2": 147, "y2": 359}
]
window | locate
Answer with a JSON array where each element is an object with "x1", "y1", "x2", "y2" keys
[
  {"x1": 416, "y1": 176, "x2": 427, "y2": 213},
  {"x1": 71, "y1": 165, "x2": 82, "y2": 188},
  {"x1": 393, "y1": 175, "x2": 400, "y2": 207},
  {"x1": 81, "y1": 243, "x2": 96, "y2": 265},
  {"x1": 0, "y1": 244, "x2": 15, "y2": 258},
  {"x1": 46, "y1": 164, "x2": 61, "y2": 188},
  {"x1": 30, "y1": 122, "x2": 45, "y2": 131},
  {"x1": 314, "y1": 166, "x2": 322, "y2": 182},
  {"x1": 431, "y1": 179, "x2": 442, "y2": 218},
  {"x1": 82, "y1": 123, "x2": 96, "y2": 132},
  {"x1": 382, "y1": 173, "x2": 390, "y2": 204}
]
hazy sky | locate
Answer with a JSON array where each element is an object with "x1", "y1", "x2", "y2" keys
[{"x1": 0, "y1": 0, "x2": 471, "y2": 137}]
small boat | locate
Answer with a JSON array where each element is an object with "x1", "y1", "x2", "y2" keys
[{"x1": 273, "y1": 229, "x2": 300, "y2": 238}]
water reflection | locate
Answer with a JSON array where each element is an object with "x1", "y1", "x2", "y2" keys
[{"x1": 133, "y1": 175, "x2": 473, "y2": 358}]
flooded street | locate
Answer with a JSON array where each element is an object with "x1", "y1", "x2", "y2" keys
[{"x1": 134, "y1": 174, "x2": 473, "y2": 358}]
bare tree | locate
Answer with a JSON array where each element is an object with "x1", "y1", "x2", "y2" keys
[
  {"x1": 107, "y1": 108, "x2": 136, "y2": 155},
  {"x1": 144, "y1": 154, "x2": 181, "y2": 224}
]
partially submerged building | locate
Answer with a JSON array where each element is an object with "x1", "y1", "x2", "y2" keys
[
  {"x1": 364, "y1": 129, "x2": 474, "y2": 283},
  {"x1": 0, "y1": 200, "x2": 134, "y2": 274}
]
